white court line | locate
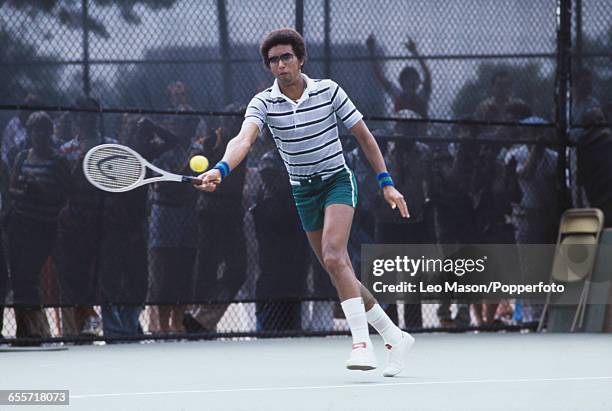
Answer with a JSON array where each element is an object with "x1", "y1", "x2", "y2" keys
[{"x1": 71, "y1": 376, "x2": 612, "y2": 399}]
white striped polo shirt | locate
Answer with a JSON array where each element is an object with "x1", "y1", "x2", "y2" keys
[{"x1": 243, "y1": 73, "x2": 363, "y2": 185}]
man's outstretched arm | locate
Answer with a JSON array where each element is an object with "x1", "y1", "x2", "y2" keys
[
  {"x1": 194, "y1": 122, "x2": 259, "y2": 192},
  {"x1": 350, "y1": 120, "x2": 410, "y2": 219}
]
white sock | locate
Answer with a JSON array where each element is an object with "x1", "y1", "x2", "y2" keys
[
  {"x1": 340, "y1": 297, "x2": 371, "y2": 346},
  {"x1": 365, "y1": 304, "x2": 403, "y2": 346}
]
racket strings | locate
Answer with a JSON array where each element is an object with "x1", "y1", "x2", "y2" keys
[{"x1": 84, "y1": 146, "x2": 144, "y2": 191}]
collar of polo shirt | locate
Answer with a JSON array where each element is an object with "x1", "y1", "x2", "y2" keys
[{"x1": 270, "y1": 73, "x2": 318, "y2": 106}]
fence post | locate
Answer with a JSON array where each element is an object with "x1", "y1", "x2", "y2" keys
[
  {"x1": 82, "y1": 0, "x2": 91, "y2": 97},
  {"x1": 217, "y1": 0, "x2": 232, "y2": 105},
  {"x1": 323, "y1": 0, "x2": 331, "y2": 78},
  {"x1": 556, "y1": 0, "x2": 572, "y2": 209},
  {"x1": 575, "y1": 0, "x2": 582, "y2": 70},
  {"x1": 295, "y1": 0, "x2": 304, "y2": 35}
]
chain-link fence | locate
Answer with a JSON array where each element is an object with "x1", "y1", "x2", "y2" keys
[{"x1": 0, "y1": 0, "x2": 611, "y2": 345}]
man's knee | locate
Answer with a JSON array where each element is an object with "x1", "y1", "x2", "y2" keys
[{"x1": 322, "y1": 248, "x2": 349, "y2": 275}]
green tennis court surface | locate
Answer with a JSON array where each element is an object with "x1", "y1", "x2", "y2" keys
[{"x1": 2, "y1": 334, "x2": 612, "y2": 410}]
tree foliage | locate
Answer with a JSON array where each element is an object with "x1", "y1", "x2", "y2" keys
[
  {"x1": 4, "y1": 0, "x2": 178, "y2": 38},
  {"x1": 0, "y1": 28, "x2": 63, "y2": 105}
]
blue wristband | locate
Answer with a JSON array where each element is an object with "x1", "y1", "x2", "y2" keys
[
  {"x1": 377, "y1": 172, "x2": 391, "y2": 181},
  {"x1": 377, "y1": 172, "x2": 394, "y2": 188},
  {"x1": 213, "y1": 161, "x2": 231, "y2": 179}
]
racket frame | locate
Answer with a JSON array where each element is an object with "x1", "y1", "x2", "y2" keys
[{"x1": 83, "y1": 143, "x2": 198, "y2": 193}]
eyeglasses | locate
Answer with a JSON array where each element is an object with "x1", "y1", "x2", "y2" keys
[{"x1": 268, "y1": 53, "x2": 295, "y2": 65}]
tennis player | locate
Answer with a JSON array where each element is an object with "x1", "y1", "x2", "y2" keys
[{"x1": 195, "y1": 28, "x2": 415, "y2": 376}]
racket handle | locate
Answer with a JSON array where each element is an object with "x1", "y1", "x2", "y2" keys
[{"x1": 182, "y1": 176, "x2": 201, "y2": 185}]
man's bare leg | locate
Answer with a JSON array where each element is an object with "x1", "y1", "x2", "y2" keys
[
  {"x1": 305, "y1": 204, "x2": 413, "y2": 375},
  {"x1": 304, "y1": 204, "x2": 375, "y2": 369},
  {"x1": 305, "y1": 205, "x2": 376, "y2": 310}
]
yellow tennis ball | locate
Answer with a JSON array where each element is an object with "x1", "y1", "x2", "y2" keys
[{"x1": 190, "y1": 155, "x2": 209, "y2": 173}]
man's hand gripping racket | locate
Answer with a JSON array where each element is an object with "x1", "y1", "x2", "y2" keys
[{"x1": 194, "y1": 168, "x2": 222, "y2": 192}]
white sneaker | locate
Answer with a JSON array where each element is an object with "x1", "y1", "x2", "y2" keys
[
  {"x1": 345, "y1": 341, "x2": 378, "y2": 371},
  {"x1": 382, "y1": 331, "x2": 415, "y2": 377}
]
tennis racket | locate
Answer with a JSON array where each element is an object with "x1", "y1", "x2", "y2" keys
[{"x1": 83, "y1": 143, "x2": 200, "y2": 193}]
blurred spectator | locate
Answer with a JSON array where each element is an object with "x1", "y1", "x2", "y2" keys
[
  {"x1": 56, "y1": 96, "x2": 114, "y2": 338},
  {"x1": 147, "y1": 82, "x2": 203, "y2": 335},
  {"x1": 504, "y1": 104, "x2": 559, "y2": 324},
  {"x1": 147, "y1": 110, "x2": 199, "y2": 334},
  {"x1": 99, "y1": 115, "x2": 178, "y2": 340},
  {"x1": 472, "y1": 68, "x2": 524, "y2": 159},
  {"x1": 167, "y1": 81, "x2": 189, "y2": 108},
  {"x1": 469, "y1": 71, "x2": 524, "y2": 326},
  {"x1": 167, "y1": 81, "x2": 208, "y2": 142},
  {"x1": 470, "y1": 139, "x2": 521, "y2": 326},
  {"x1": 375, "y1": 113, "x2": 435, "y2": 329},
  {"x1": 474, "y1": 69, "x2": 525, "y2": 125},
  {"x1": 577, "y1": 108, "x2": 612, "y2": 228},
  {"x1": 504, "y1": 106, "x2": 560, "y2": 244},
  {"x1": 252, "y1": 150, "x2": 308, "y2": 332},
  {"x1": 52, "y1": 112, "x2": 74, "y2": 148},
  {"x1": 570, "y1": 68, "x2": 601, "y2": 208},
  {"x1": 185, "y1": 104, "x2": 248, "y2": 333},
  {"x1": 571, "y1": 68, "x2": 600, "y2": 129},
  {"x1": 7, "y1": 112, "x2": 71, "y2": 343},
  {"x1": 430, "y1": 123, "x2": 477, "y2": 327},
  {"x1": 366, "y1": 34, "x2": 432, "y2": 119},
  {"x1": 2, "y1": 94, "x2": 43, "y2": 173}
]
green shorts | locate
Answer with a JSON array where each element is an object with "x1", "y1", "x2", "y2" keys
[{"x1": 291, "y1": 167, "x2": 358, "y2": 232}]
